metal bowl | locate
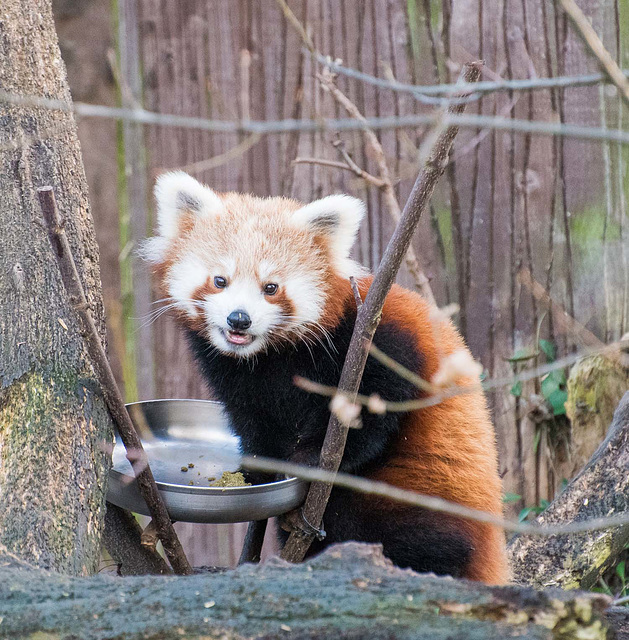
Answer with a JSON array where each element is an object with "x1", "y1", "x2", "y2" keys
[{"x1": 107, "y1": 399, "x2": 308, "y2": 523}]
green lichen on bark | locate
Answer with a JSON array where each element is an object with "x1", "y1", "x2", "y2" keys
[
  {"x1": 0, "y1": 368, "x2": 112, "y2": 575},
  {"x1": 0, "y1": 543, "x2": 615, "y2": 640},
  {"x1": 565, "y1": 354, "x2": 629, "y2": 477},
  {"x1": 509, "y1": 394, "x2": 629, "y2": 591}
]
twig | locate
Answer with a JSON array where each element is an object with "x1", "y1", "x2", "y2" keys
[
  {"x1": 310, "y1": 50, "x2": 629, "y2": 100},
  {"x1": 318, "y1": 69, "x2": 436, "y2": 304},
  {"x1": 275, "y1": 0, "x2": 315, "y2": 54},
  {"x1": 239, "y1": 454, "x2": 629, "y2": 537},
  {"x1": 349, "y1": 276, "x2": 363, "y2": 309},
  {"x1": 280, "y1": 61, "x2": 484, "y2": 564},
  {"x1": 3, "y1": 89, "x2": 629, "y2": 144},
  {"x1": 295, "y1": 338, "x2": 628, "y2": 414},
  {"x1": 333, "y1": 138, "x2": 388, "y2": 187},
  {"x1": 292, "y1": 156, "x2": 383, "y2": 185},
  {"x1": 558, "y1": 0, "x2": 629, "y2": 107},
  {"x1": 38, "y1": 187, "x2": 192, "y2": 576},
  {"x1": 518, "y1": 268, "x2": 604, "y2": 350},
  {"x1": 293, "y1": 374, "x2": 473, "y2": 414},
  {"x1": 613, "y1": 595, "x2": 629, "y2": 606},
  {"x1": 368, "y1": 344, "x2": 435, "y2": 393},
  {"x1": 174, "y1": 133, "x2": 261, "y2": 175}
]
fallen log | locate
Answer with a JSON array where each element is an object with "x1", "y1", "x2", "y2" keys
[
  {"x1": 0, "y1": 542, "x2": 619, "y2": 640},
  {"x1": 509, "y1": 392, "x2": 629, "y2": 589}
]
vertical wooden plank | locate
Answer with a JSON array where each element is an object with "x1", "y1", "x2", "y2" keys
[{"x1": 118, "y1": 0, "x2": 155, "y2": 401}]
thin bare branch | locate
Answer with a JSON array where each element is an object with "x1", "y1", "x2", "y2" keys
[
  {"x1": 3, "y1": 89, "x2": 629, "y2": 144},
  {"x1": 295, "y1": 337, "x2": 629, "y2": 413},
  {"x1": 558, "y1": 0, "x2": 629, "y2": 107},
  {"x1": 318, "y1": 68, "x2": 436, "y2": 304},
  {"x1": 275, "y1": 0, "x2": 315, "y2": 54},
  {"x1": 292, "y1": 156, "x2": 385, "y2": 186},
  {"x1": 368, "y1": 344, "x2": 436, "y2": 393},
  {"x1": 350, "y1": 276, "x2": 363, "y2": 309},
  {"x1": 173, "y1": 133, "x2": 261, "y2": 175},
  {"x1": 310, "y1": 50, "x2": 629, "y2": 100},
  {"x1": 518, "y1": 268, "x2": 605, "y2": 350},
  {"x1": 239, "y1": 454, "x2": 629, "y2": 537},
  {"x1": 332, "y1": 138, "x2": 387, "y2": 187},
  {"x1": 38, "y1": 187, "x2": 192, "y2": 576}
]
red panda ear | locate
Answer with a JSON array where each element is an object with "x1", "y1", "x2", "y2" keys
[
  {"x1": 153, "y1": 171, "x2": 224, "y2": 240},
  {"x1": 291, "y1": 194, "x2": 365, "y2": 261}
]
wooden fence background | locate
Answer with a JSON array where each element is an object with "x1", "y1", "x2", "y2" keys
[{"x1": 52, "y1": 0, "x2": 629, "y2": 567}]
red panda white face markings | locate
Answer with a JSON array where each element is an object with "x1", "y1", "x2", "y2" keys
[{"x1": 147, "y1": 172, "x2": 367, "y2": 358}]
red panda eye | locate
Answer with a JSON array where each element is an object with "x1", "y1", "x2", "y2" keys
[
  {"x1": 214, "y1": 276, "x2": 227, "y2": 288},
  {"x1": 263, "y1": 283, "x2": 278, "y2": 296}
]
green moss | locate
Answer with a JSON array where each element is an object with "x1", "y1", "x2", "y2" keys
[
  {"x1": 0, "y1": 369, "x2": 111, "y2": 575},
  {"x1": 569, "y1": 206, "x2": 622, "y2": 245}
]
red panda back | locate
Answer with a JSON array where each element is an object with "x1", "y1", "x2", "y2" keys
[{"x1": 359, "y1": 279, "x2": 509, "y2": 584}]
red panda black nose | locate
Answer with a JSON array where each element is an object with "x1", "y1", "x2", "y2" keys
[{"x1": 227, "y1": 310, "x2": 251, "y2": 331}]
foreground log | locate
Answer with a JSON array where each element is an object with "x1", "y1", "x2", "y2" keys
[
  {"x1": 509, "y1": 392, "x2": 629, "y2": 589},
  {"x1": 0, "y1": 542, "x2": 620, "y2": 640}
]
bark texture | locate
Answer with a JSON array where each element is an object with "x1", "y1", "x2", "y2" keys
[
  {"x1": 508, "y1": 393, "x2": 629, "y2": 589},
  {"x1": 0, "y1": 542, "x2": 618, "y2": 640},
  {"x1": 565, "y1": 354, "x2": 629, "y2": 477},
  {"x1": 0, "y1": 0, "x2": 113, "y2": 575},
  {"x1": 102, "y1": 503, "x2": 171, "y2": 576}
]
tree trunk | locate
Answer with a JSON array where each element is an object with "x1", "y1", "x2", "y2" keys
[
  {"x1": 0, "y1": 0, "x2": 113, "y2": 575},
  {"x1": 0, "y1": 542, "x2": 618, "y2": 640},
  {"x1": 508, "y1": 392, "x2": 629, "y2": 589}
]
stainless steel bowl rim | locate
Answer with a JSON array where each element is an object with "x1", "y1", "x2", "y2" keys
[
  {"x1": 118, "y1": 398, "x2": 300, "y2": 494},
  {"x1": 109, "y1": 468, "x2": 302, "y2": 494}
]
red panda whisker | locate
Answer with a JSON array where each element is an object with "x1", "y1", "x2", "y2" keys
[{"x1": 135, "y1": 302, "x2": 184, "y2": 329}]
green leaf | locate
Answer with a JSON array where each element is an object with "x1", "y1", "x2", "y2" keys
[
  {"x1": 510, "y1": 381, "x2": 522, "y2": 397},
  {"x1": 518, "y1": 507, "x2": 535, "y2": 522},
  {"x1": 541, "y1": 370, "x2": 568, "y2": 416},
  {"x1": 502, "y1": 492, "x2": 522, "y2": 504},
  {"x1": 539, "y1": 339, "x2": 556, "y2": 362},
  {"x1": 506, "y1": 348, "x2": 539, "y2": 363},
  {"x1": 617, "y1": 561, "x2": 626, "y2": 583}
]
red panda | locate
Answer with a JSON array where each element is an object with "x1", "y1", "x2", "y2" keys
[{"x1": 144, "y1": 171, "x2": 509, "y2": 584}]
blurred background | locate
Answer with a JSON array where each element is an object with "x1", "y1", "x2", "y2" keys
[{"x1": 51, "y1": 0, "x2": 628, "y2": 568}]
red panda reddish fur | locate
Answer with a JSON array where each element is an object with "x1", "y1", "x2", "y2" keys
[
  {"x1": 319, "y1": 277, "x2": 508, "y2": 585},
  {"x1": 147, "y1": 173, "x2": 509, "y2": 584}
]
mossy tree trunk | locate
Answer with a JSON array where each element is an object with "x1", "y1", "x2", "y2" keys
[
  {"x1": 0, "y1": 0, "x2": 113, "y2": 575},
  {"x1": 508, "y1": 393, "x2": 629, "y2": 589}
]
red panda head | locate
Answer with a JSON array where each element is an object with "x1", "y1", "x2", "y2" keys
[{"x1": 143, "y1": 172, "x2": 366, "y2": 358}]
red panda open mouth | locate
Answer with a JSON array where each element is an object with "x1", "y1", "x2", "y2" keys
[{"x1": 223, "y1": 329, "x2": 255, "y2": 346}]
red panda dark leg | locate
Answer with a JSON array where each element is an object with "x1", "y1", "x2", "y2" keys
[{"x1": 291, "y1": 489, "x2": 477, "y2": 580}]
